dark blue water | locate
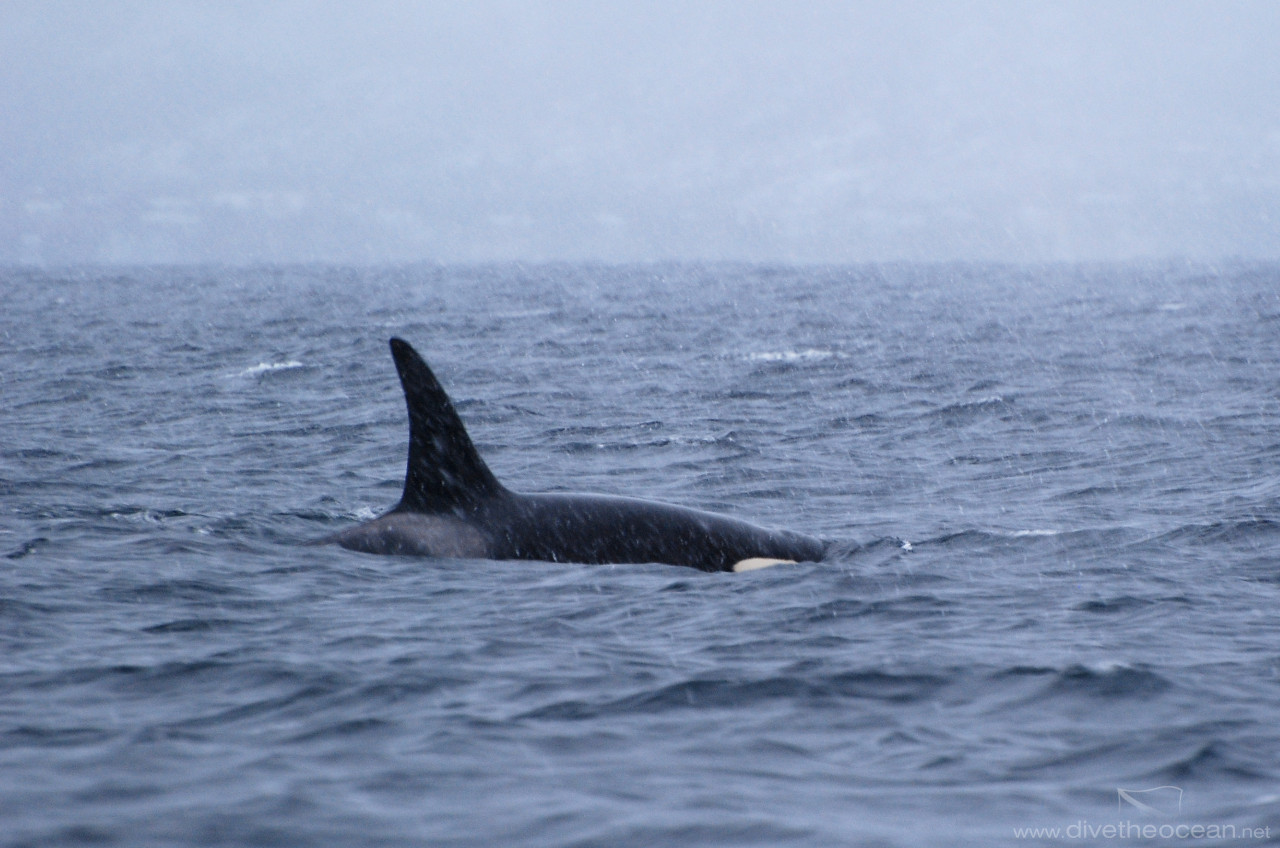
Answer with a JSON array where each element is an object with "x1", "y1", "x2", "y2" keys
[{"x1": 2, "y1": 263, "x2": 1278, "y2": 846}]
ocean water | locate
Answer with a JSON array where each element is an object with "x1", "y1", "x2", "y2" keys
[{"x1": 1, "y1": 262, "x2": 1278, "y2": 846}]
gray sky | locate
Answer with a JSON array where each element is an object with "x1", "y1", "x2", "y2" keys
[{"x1": 3, "y1": 1, "x2": 1278, "y2": 264}]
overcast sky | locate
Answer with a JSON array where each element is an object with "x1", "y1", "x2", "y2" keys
[{"x1": 2, "y1": 1, "x2": 1278, "y2": 264}]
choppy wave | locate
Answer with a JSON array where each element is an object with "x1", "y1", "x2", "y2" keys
[{"x1": 2, "y1": 262, "x2": 1278, "y2": 846}]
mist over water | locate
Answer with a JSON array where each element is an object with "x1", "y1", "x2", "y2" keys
[{"x1": 3, "y1": 1, "x2": 1279, "y2": 264}]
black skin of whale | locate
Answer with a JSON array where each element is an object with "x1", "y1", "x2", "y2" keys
[{"x1": 325, "y1": 339, "x2": 826, "y2": 572}]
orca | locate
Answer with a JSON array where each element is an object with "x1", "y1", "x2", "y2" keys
[{"x1": 325, "y1": 339, "x2": 826, "y2": 572}]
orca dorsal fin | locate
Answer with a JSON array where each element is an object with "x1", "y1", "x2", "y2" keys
[{"x1": 388, "y1": 338, "x2": 504, "y2": 513}]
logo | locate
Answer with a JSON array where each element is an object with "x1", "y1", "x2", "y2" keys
[{"x1": 1117, "y1": 786, "x2": 1183, "y2": 817}]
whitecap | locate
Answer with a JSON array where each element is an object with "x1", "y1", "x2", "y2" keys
[
  {"x1": 236, "y1": 360, "x2": 303, "y2": 378},
  {"x1": 1084, "y1": 659, "x2": 1135, "y2": 674},
  {"x1": 745, "y1": 349, "x2": 844, "y2": 363}
]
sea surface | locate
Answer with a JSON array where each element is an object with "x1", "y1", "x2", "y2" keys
[{"x1": 1, "y1": 263, "x2": 1278, "y2": 846}]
